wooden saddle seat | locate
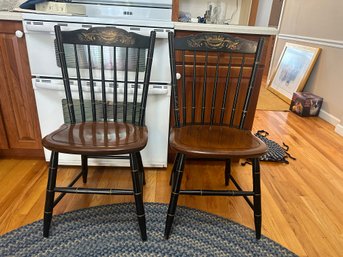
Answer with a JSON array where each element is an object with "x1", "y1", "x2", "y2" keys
[
  {"x1": 42, "y1": 122, "x2": 148, "y2": 155},
  {"x1": 170, "y1": 125, "x2": 267, "y2": 158}
]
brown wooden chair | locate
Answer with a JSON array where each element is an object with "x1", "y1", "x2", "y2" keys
[
  {"x1": 165, "y1": 32, "x2": 267, "y2": 239},
  {"x1": 42, "y1": 25, "x2": 156, "y2": 241}
]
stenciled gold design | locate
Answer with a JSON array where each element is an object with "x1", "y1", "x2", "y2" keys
[
  {"x1": 187, "y1": 35, "x2": 240, "y2": 50},
  {"x1": 78, "y1": 27, "x2": 136, "y2": 45}
]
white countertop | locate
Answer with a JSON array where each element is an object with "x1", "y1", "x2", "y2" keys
[
  {"x1": 0, "y1": 11, "x2": 22, "y2": 21},
  {"x1": 174, "y1": 22, "x2": 278, "y2": 35},
  {"x1": 0, "y1": 11, "x2": 278, "y2": 36}
]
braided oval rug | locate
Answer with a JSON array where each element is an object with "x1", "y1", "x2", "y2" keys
[{"x1": 0, "y1": 203, "x2": 297, "y2": 257}]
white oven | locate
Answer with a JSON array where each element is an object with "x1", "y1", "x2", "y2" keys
[{"x1": 22, "y1": 0, "x2": 173, "y2": 167}]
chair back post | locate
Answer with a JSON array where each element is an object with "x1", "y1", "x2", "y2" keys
[
  {"x1": 239, "y1": 38, "x2": 264, "y2": 129},
  {"x1": 139, "y1": 30, "x2": 156, "y2": 126},
  {"x1": 168, "y1": 32, "x2": 181, "y2": 128},
  {"x1": 55, "y1": 25, "x2": 76, "y2": 123}
]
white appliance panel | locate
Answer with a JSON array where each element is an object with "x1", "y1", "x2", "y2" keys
[
  {"x1": 33, "y1": 79, "x2": 171, "y2": 167},
  {"x1": 23, "y1": 20, "x2": 171, "y2": 83}
]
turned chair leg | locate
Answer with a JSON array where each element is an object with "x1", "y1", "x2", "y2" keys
[
  {"x1": 169, "y1": 153, "x2": 181, "y2": 186},
  {"x1": 81, "y1": 155, "x2": 88, "y2": 183},
  {"x1": 43, "y1": 151, "x2": 59, "y2": 237},
  {"x1": 224, "y1": 159, "x2": 231, "y2": 186},
  {"x1": 252, "y1": 158, "x2": 262, "y2": 239},
  {"x1": 136, "y1": 152, "x2": 146, "y2": 186},
  {"x1": 130, "y1": 152, "x2": 147, "y2": 241},
  {"x1": 165, "y1": 153, "x2": 185, "y2": 239}
]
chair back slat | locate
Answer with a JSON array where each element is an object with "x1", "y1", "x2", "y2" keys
[
  {"x1": 181, "y1": 51, "x2": 187, "y2": 125},
  {"x1": 54, "y1": 26, "x2": 156, "y2": 126},
  {"x1": 169, "y1": 32, "x2": 264, "y2": 129},
  {"x1": 191, "y1": 51, "x2": 196, "y2": 123},
  {"x1": 210, "y1": 52, "x2": 220, "y2": 125},
  {"x1": 73, "y1": 44, "x2": 86, "y2": 122},
  {"x1": 123, "y1": 47, "x2": 129, "y2": 123},
  {"x1": 229, "y1": 54, "x2": 246, "y2": 127},
  {"x1": 201, "y1": 51, "x2": 209, "y2": 124},
  {"x1": 219, "y1": 55, "x2": 232, "y2": 125},
  {"x1": 87, "y1": 44, "x2": 97, "y2": 122},
  {"x1": 132, "y1": 48, "x2": 141, "y2": 124},
  {"x1": 100, "y1": 45, "x2": 107, "y2": 122},
  {"x1": 113, "y1": 47, "x2": 118, "y2": 121}
]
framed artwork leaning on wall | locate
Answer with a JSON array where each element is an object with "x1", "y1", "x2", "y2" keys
[{"x1": 268, "y1": 42, "x2": 321, "y2": 104}]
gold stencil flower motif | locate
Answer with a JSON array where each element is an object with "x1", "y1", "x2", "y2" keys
[
  {"x1": 187, "y1": 34, "x2": 239, "y2": 50},
  {"x1": 78, "y1": 27, "x2": 136, "y2": 45}
]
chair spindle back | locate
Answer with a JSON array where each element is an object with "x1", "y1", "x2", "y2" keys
[
  {"x1": 55, "y1": 25, "x2": 156, "y2": 126},
  {"x1": 169, "y1": 32, "x2": 264, "y2": 129}
]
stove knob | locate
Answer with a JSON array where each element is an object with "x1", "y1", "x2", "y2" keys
[{"x1": 15, "y1": 30, "x2": 24, "y2": 38}]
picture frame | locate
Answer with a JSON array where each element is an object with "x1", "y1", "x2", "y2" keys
[{"x1": 267, "y1": 43, "x2": 321, "y2": 104}]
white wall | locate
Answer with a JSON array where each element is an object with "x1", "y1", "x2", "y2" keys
[
  {"x1": 269, "y1": 0, "x2": 343, "y2": 134},
  {"x1": 255, "y1": 0, "x2": 273, "y2": 26}
]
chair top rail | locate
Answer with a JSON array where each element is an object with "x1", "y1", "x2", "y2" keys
[
  {"x1": 59, "y1": 26, "x2": 152, "y2": 48},
  {"x1": 173, "y1": 32, "x2": 258, "y2": 54}
]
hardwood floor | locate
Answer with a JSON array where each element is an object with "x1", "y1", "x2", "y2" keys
[{"x1": 0, "y1": 110, "x2": 342, "y2": 257}]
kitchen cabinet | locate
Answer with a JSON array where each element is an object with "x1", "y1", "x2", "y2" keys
[{"x1": 0, "y1": 20, "x2": 43, "y2": 157}]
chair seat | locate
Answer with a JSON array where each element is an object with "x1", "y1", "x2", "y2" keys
[
  {"x1": 42, "y1": 122, "x2": 148, "y2": 155},
  {"x1": 170, "y1": 125, "x2": 267, "y2": 159}
]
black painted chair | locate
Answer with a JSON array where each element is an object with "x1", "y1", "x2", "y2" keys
[
  {"x1": 165, "y1": 32, "x2": 267, "y2": 239},
  {"x1": 42, "y1": 25, "x2": 156, "y2": 241}
]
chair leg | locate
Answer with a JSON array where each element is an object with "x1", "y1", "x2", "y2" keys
[
  {"x1": 43, "y1": 151, "x2": 59, "y2": 237},
  {"x1": 224, "y1": 159, "x2": 231, "y2": 186},
  {"x1": 252, "y1": 158, "x2": 262, "y2": 239},
  {"x1": 136, "y1": 152, "x2": 146, "y2": 186},
  {"x1": 130, "y1": 153, "x2": 147, "y2": 241},
  {"x1": 81, "y1": 155, "x2": 88, "y2": 183},
  {"x1": 169, "y1": 153, "x2": 181, "y2": 186},
  {"x1": 165, "y1": 153, "x2": 185, "y2": 239}
]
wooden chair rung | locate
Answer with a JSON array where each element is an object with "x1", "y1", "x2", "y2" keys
[{"x1": 54, "y1": 187, "x2": 134, "y2": 195}]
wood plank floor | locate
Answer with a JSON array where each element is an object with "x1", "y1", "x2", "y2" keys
[{"x1": 0, "y1": 110, "x2": 342, "y2": 257}]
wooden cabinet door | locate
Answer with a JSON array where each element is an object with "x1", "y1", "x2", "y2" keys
[
  {"x1": 0, "y1": 107, "x2": 9, "y2": 149},
  {"x1": 0, "y1": 21, "x2": 42, "y2": 151}
]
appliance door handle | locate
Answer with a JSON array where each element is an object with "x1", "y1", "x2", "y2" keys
[
  {"x1": 33, "y1": 79, "x2": 169, "y2": 95},
  {"x1": 34, "y1": 80, "x2": 101, "y2": 92}
]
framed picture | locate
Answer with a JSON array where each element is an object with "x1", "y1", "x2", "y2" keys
[{"x1": 268, "y1": 43, "x2": 321, "y2": 104}]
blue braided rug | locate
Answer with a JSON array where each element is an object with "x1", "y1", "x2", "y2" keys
[{"x1": 0, "y1": 203, "x2": 297, "y2": 256}]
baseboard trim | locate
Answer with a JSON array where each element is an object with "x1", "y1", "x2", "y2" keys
[
  {"x1": 318, "y1": 110, "x2": 340, "y2": 126},
  {"x1": 318, "y1": 110, "x2": 343, "y2": 137},
  {"x1": 335, "y1": 124, "x2": 343, "y2": 137}
]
